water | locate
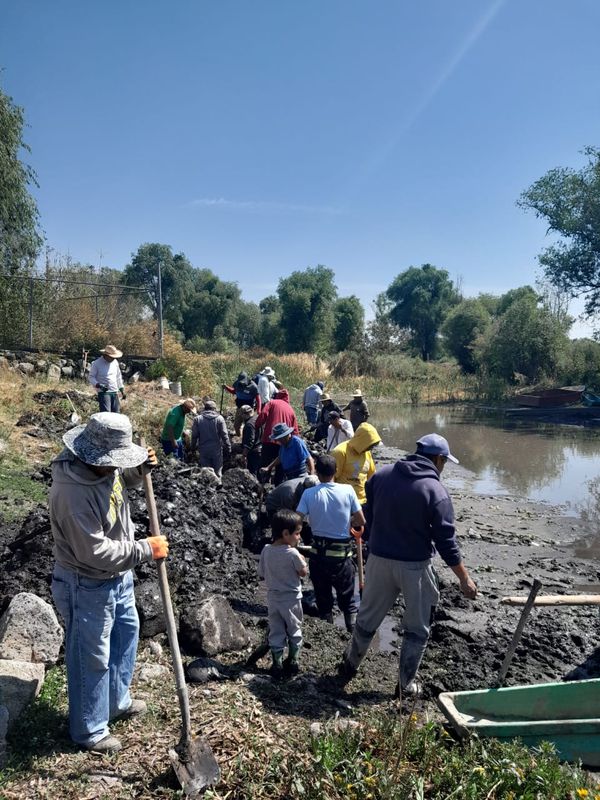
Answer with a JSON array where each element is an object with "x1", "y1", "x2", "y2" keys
[{"x1": 368, "y1": 404, "x2": 600, "y2": 521}]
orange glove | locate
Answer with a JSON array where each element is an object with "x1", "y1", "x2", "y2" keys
[
  {"x1": 350, "y1": 526, "x2": 364, "y2": 539},
  {"x1": 147, "y1": 535, "x2": 169, "y2": 560},
  {"x1": 146, "y1": 447, "x2": 158, "y2": 467}
]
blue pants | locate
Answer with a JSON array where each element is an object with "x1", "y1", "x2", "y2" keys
[
  {"x1": 97, "y1": 392, "x2": 120, "y2": 413},
  {"x1": 51, "y1": 564, "x2": 139, "y2": 747},
  {"x1": 161, "y1": 438, "x2": 184, "y2": 460},
  {"x1": 305, "y1": 406, "x2": 319, "y2": 424}
]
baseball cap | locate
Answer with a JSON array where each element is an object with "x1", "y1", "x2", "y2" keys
[{"x1": 416, "y1": 433, "x2": 459, "y2": 464}]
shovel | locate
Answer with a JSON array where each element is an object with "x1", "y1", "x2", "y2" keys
[
  {"x1": 65, "y1": 393, "x2": 81, "y2": 425},
  {"x1": 140, "y1": 455, "x2": 220, "y2": 796},
  {"x1": 351, "y1": 526, "x2": 365, "y2": 598}
]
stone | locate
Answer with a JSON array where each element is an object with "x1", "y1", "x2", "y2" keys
[
  {"x1": 0, "y1": 592, "x2": 63, "y2": 664},
  {"x1": 0, "y1": 659, "x2": 45, "y2": 729},
  {"x1": 35, "y1": 360, "x2": 47, "y2": 371},
  {"x1": 148, "y1": 640, "x2": 163, "y2": 658},
  {"x1": 136, "y1": 580, "x2": 167, "y2": 638},
  {"x1": 197, "y1": 467, "x2": 221, "y2": 487},
  {"x1": 137, "y1": 662, "x2": 168, "y2": 683},
  {"x1": 180, "y1": 595, "x2": 249, "y2": 656},
  {"x1": 0, "y1": 705, "x2": 8, "y2": 768},
  {"x1": 128, "y1": 371, "x2": 141, "y2": 384},
  {"x1": 18, "y1": 362, "x2": 35, "y2": 376},
  {"x1": 47, "y1": 363, "x2": 61, "y2": 382},
  {"x1": 61, "y1": 366, "x2": 73, "y2": 378}
]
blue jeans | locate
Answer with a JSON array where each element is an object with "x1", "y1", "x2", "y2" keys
[
  {"x1": 161, "y1": 438, "x2": 184, "y2": 460},
  {"x1": 305, "y1": 406, "x2": 319, "y2": 424},
  {"x1": 51, "y1": 564, "x2": 139, "y2": 746},
  {"x1": 98, "y1": 392, "x2": 120, "y2": 413}
]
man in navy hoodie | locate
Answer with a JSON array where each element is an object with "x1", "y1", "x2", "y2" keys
[{"x1": 338, "y1": 433, "x2": 477, "y2": 695}]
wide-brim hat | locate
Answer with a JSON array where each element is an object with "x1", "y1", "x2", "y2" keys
[
  {"x1": 100, "y1": 344, "x2": 123, "y2": 359},
  {"x1": 271, "y1": 422, "x2": 295, "y2": 440},
  {"x1": 63, "y1": 412, "x2": 148, "y2": 468},
  {"x1": 352, "y1": 389, "x2": 363, "y2": 397},
  {"x1": 321, "y1": 393, "x2": 331, "y2": 401},
  {"x1": 261, "y1": 366, "x2": 275, "y2": 378}
]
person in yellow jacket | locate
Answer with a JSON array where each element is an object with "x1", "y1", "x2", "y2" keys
[{"x1": 331, "y1": 422, "x2": 381, "y2": 506}]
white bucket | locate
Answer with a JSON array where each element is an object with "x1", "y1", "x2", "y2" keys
[
  {"x1": 157, "y1": 376, "x2": 170, "y2": 390},
  {"x1": 169, "y1": 380, "x2": 182, "y2": 396}
]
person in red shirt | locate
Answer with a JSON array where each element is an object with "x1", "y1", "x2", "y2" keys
[{"x1": 256, "y1": 389, "x2": 299, "y2": 485}]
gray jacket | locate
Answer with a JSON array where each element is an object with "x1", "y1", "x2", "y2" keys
[
  {"x1": 191, "y1": 410, "x2": 231, "y2": 457},
  {"x1": 49, "y1": 448, "x2": 152, "y2": 579}
]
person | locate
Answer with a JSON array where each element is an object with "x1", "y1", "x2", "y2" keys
[
  {"x1": 258, "y1": 509, "x2": 307, "y2": 678},
  {"x1": 265, "y1": 475, "x2": 319, "y2": 519},
  {"x1": 160, "y1": 398, "x2": 197, "y2": 459},
  {"x1": 302, "y1": 381, "x2": 324, "y2": 425},
  {"x1": 297, "y1": 454, "x2": 365, "y2": 631},
  {"x1": 49, "y1": 412, "x2": 169, "y2": 754},
  {"x1": 331, "y1": 422, "x2": 381, "y2": 508},
  {"x1": 338, "y1": 434, "x2": 477, "y2": 696},
  {"x1": 314, "y1": 393, "x2": 342, "y2": 442},
  {"x1": 88, "y1": 345, "x2": 126, "y2": 413},
  {"x1": 191, "y1": 399, "x2": 231, "y2": 477},
  {"x1": 257, "y1": 366, "x2": 277, "y2": 407},
  {"x1": 255, "y1": 388, "x2": 299, "y2": 483},
  {"x1": 262, "y1": 423, "x2": 315, "y2": 483},
  {"x1": 326, "y1": 411, "x2": 354, "y2": 452},
  {"x1": 343, "y1": 389, "x2": 369, "y2": 431},
  {"x1": 239, "y1": 404, "x2": 261, "y2": 476},
  {"x1": 223, "y1": 372, "x2": 261, "y2": 436}
]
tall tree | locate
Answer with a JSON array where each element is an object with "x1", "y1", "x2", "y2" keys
[
  {"x1": 386, "y1": 264, "x2": 460, "y2": 360},
  {"x1": 333, "y1": 296, "x2": 364, "y2": 352},
  {"x1": 277, "y1": 265, "x2": 337, "y2": 353},
  {"x1": 518, "y1": 146, "x2": 600, "y2": 315},
  {"x1": 442, "y1": 298, "x2": 492, "y2": 373},
  {"x1": 366, "y1": 292, "x2": 409, "y2": 354}
]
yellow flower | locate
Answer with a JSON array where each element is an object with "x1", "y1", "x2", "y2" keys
[
  {"x1": 410, "y1": 713, "x2": 418, "y2": 722},
  {"x1": 576, "y1": 790, "x2": 589, "y2": 799},
  {"x1": 472, "y1": 766, "x2": 486, "y2": 775},
  {"x1": 364, "y1": 776, "x2": 377, "y2": 787}
]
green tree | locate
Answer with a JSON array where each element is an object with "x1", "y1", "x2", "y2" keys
[
  {"x1": 366, "y1": 292, "x2": 409, "y2": 354},
  {"x1": 333, "y1": 296, "x2": 364, "y2": 352},
  {"x1": 124, "y1": 243, "x2": 195, "y2": 329},
  {"x1": 386, "y1": 264, "x2": 460, "y2": 360},
  {"x1": 258, "y1": 295, "x2": 285, "y2": 353},
  {"x1": 518, "y1": 146, "x2": 600, "y2": 315},
  {"x1": 277, "y1": 265, "x2": 337, "y2": 353},
  {"x1": 496, "y1": 285, "x2": 539, "y2": 316},
  {"x1": 181, "y1": 269, "x2": 240, "y2": 340},
  {"x1": 442, "y1": 298, "x2": 492, "y2": 372}
]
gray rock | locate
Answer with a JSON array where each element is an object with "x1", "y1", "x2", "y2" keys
[
  {"x1": 0, "y1": 705, "x2": 8, "y2": 768},
  {"x1": 197, "y1": 467, "x2": 222, "y2": 487},
  {"x1": 180, "y1": 595, "x2": 249, "y2": 656},
  {"x1": 0, "y1": 659, "x2": 45, "y2": 729},
  {"x1": 61, "y1": 366, "x2": 73, "y2": 378},
  {"x1": 47, "y1": 363, "x2": 61, "y2": 381},
  {"x1": 136, "y1": 580, "x2": 167, "y2": 638},
  {"x1": 148, "y1": 640, "x2": 163, "y2": 658},
  {"x1": 35, "y1": 360, "x2": 47, "y2": 371},
  {"x1": 137, "y1": 662, "x2": 169, "y2": 683},
  {"x1": 0, "y1": 592, "x2": 63, "y2": 664},
  {"x1": 18, "y1": 362, "x2": 35, "y2": 376}
]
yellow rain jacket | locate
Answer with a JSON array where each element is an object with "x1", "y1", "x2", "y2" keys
[{"x1": 331, "y1": 422, "x2": 381, "y2": 505}]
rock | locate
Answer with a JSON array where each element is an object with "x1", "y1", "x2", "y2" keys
[
  {"x1": 137, "y1": 662, "x2": 169, "y2": 683},
  {"x1": 148, "y1": 640, "x2": 163, "y2": 658},
  {"x1": 35, "y1": 360, "x2": 47, "y2": 372},
  {"x1": 18, "y1": 362, "x2": 35, "y2": 376},
  {"x1": 0, "y1": 659, "x2": 45, "y2": 728},
  {"x1": 0, "y1": 705, "x2": 8, "y2": 768},
  {"x1": 46, "y1": 364, "x2": 61, "y2": 382},
  {"x1": 128, "y1": 371, "x2": 141, "y2": 384},
  {"x1": 197, "y1": 467, "x2": 221, "y2": 487},
  {"x1": 0, "y1": 592, "x2": 63, "y2": 664},
  {"x1": 180, "y1": 595, "x2": 249, "y2": 656},
  {"x1": 61, "y1": 366, "x2": 73, "y2": 378},
  {"x1": 136, "y1": 581, "x2": 167, "y2": 638}
]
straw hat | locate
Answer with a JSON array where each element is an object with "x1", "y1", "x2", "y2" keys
[
  {"x1": 63, "y1": 412, "x2": 148, "y2": 468},
  {"x1": 352, "y1": 388, "x2": 363, "y2": 397},
  {"x1": 100, "y1": 344, "x2": 123, "y2": 359}
]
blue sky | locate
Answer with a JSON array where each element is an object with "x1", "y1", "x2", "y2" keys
[{"x1": 2, "y1": 1, "x2": 599, "y2": 333}]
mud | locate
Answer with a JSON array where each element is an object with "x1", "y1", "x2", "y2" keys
[{"x1": 0, "y1": 422, "x2": 599, "y2": 709}]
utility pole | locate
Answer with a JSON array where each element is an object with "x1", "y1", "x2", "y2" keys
[{"x1": 157, "y1": 261, "x2": 164, "y2": 358}]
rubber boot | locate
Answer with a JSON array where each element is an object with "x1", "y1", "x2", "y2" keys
[
  {"x1": 270, "y1": 648, "x2": 284, "y2": 680},
  {"x1": 344, "y1": 611, "x2": 357, "y2": 633},
  {"x1": 321, "y1": 612, "x2": 334, "y2": 624},
  {"x1": 284, "y1": 643, "x2": 301, "y2": 677}
]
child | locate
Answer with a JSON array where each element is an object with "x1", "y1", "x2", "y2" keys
[{"x1": 258, "y1": 509, "x2": 308, "y2": 678}]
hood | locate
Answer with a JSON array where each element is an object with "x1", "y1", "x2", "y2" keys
[
  {"x1": 349, "y1": 422, "x2": 381, "y2": 454},
  {"x1": 51, "y1": 447, "x2": 114, "y2": 486},
  {"x1": 394, "y1": 453, "x2": 441, "y2": 482},
  {"x1": 274, "y1": 389, "x2": 290, "y2": 403},
  {"x1": 201, "y1": 409, "x2": 220, "y2": 420}
]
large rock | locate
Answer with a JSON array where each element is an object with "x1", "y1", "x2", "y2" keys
[
  {"x1": 61, "y1": 366, "x2": 73, "y2": 378},
  {"x1": 0, "y1": 593, "x2": 63, "y2": 664},
  {"x1": 180, "y1": 595, "x2": 249, "y2": 656},
  {"x1": 136, "y1": 580, "x2": 167, "y2": 638},
  {"x1": 0, "y1": 660, "x2": 45, "y2": 729},
  {"x1": 18, "y1": 362, "x2": 35, "y2": 376},
  {"x1": 47, "y1": 363, "x2": 61, "y2": 381}
]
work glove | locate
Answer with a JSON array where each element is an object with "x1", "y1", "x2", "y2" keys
[
  {"x1": 121, "y1": 390, "x2": 127, "y2": 399},
  {"x1": 146, "y1": 447, "x2": 158, "y2": 467},
  {"x1": 147, "y1": 535, "x2": 169, "y2": 560}
]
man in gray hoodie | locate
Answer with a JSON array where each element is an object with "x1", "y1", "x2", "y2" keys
[
  {"x1": 191, "y1": 399, "x2": 231, "y2": 477},
  {"x1": 49, "y1": 412, "x2": 168, "y2": 754}
]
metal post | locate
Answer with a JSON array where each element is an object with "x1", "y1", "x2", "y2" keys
[
  {"x1": 157, "y1": 262, "x2": 164, "y2": 358},
  {"x1": 28, "y1": 277, "x2": 34, "y2": 348}
]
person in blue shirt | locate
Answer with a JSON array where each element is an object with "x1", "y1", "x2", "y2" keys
[
  {"x1": 261, "y1": 423, "x2": 315, "y2": 484},
  {"x1": 297, "y1": 453, "x2": 365, "y2": 631}
]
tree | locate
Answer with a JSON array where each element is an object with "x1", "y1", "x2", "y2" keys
[
  {"x1": 333, "y1": 296, "x2": 364, "y2": 352},
  {"x1": 385, "y1": 264, "x2": 460, "y2": 360},
  {"x1": 442, "y1": 298, "x2": 492, "y2": 372},
  {"x1": 518, "y1": 146, "x2": 600, "y2": 315},
  {"x1": 496, "y1": 285, "x2": 538, "y2": 316},
  {"x1": 124, "y1": 243, "x2": 195, "y2": 329},
  {"x1": 366, "y1": 292, "x2": 409, "y2": 354},
  {"x1": 258, "y1": 295, "x2": 285, "y2": 353},
  {"x1": 277, "y1": 265, "x2": 337, "y2": 353}
]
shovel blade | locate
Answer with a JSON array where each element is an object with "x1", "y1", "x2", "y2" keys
[{"x1": 169, "y1": 738, "x2": 220, "y2": 797}]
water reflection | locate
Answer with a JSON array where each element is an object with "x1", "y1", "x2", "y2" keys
[{"x1": 369, "y1": 405, "x2": 600, "y2": 509}]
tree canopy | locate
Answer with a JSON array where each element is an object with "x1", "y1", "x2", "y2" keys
[
  {"x1": 519, "y1": 146, "x2": 600, "y2": 315},
  {"x1": 277, "y1": 265, "x2": 338, "y2": 354},
  {"x1": 442, "y1": 298, "x2": 492, "y2": 373}
]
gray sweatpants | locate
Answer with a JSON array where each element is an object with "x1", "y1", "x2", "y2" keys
[
  {"x1": 199, "y1": 445, "x2": 224, "y2": 477},
  {"x1": 344, "y1": 554, "x2": 439, "y2": 689},
  {"x1": 267, "y1": 592, "x2": 303, "y2": 652}
]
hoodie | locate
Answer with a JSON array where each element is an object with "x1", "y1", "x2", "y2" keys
[
  {"x1": 191, "y1": 410, "x2": 231, "y2": 456},
  {"x1": 331, "y1": 422, "x2": 380, "y2": 504},
  {"x1": 365, "y1": 454, "x2": 461, "y2": 567},
  {"x1": 49, "y1": 449, "x2": 153, "y2": 579},
  {"x1": 255, "y1": 391, "x2": 299, "y2": 444}
]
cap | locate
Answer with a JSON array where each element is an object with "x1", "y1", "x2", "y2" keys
[{"x1": 416, "y1": 433, "x2": 459, "y2": 464}]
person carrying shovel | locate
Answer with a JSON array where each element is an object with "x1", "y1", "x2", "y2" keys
[
  {"x1": 88, "y1": 344, "x2": 127, "y2": 413},
  {"x1": 49, "y1": 412, "x2": 169, "y2": 753}
]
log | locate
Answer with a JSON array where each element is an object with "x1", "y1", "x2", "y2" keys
[{"x1": 501, "y1": 594, "x2": 600, "y2": 607}]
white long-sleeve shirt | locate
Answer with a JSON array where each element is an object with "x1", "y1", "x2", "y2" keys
[
  {"x1": 88, "y1": 356, "x2": 124, "y2": 392},
  {"x1": 326, "y1": 419, "x2": 354, "y2": 452}
]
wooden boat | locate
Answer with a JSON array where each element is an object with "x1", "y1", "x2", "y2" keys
[
  {"x1": 582, "y1": 389, "x2": 600, "y2": 407},
  {"x1": 516, "y1": 386, "x2": 583, "y2": 408},
  {"x1": 437, "y1": 679, "x2": 600, "y2": 766}
]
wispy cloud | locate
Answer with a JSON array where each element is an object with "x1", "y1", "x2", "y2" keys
[{"x1": 188, "y1": 197, "x2": 342, "y2": 215}]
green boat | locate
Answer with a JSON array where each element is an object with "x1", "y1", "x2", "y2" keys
[{"x1": 437, "y1": 679, "x2": 600, "y2": 766}]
